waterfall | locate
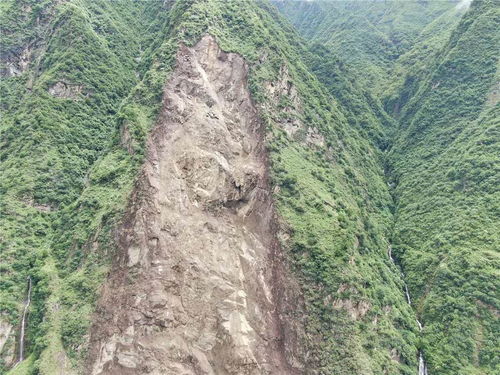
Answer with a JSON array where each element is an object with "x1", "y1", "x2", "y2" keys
[
  {"x1": 17, "y1": 276, "x2": 32, "y2": 364},
  {"x1": 416, "y1": 319, "x2": 423, "y2": 331},
  {"x1": 388, "y1": 245, "x2": 395, "y2": 262},
  {"x1": 418, "y1": 352, "x2": 428, "y2": 375},
  {"x1": 404, "y1": 284, "x2": 412, "y2": 305},
  {"x1": 388, "y1": 246, "x2": 412, "y2": 305},
  {"x1": 387, "y1": 246, "x2": 428, "y2": 374},
  {"x1": 417, "y1": 320, "x2": 427, "y2": 375}
]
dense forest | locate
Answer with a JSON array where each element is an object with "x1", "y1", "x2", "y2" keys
[{"x1": 0, "y1": 1, "x2": 498, "y2": 374}]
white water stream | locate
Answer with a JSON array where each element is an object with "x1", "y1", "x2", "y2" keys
[
  {"x1": 418, "y1": 352, "x2": 428, "y2": 375},
  {"x1": 388, "y1": 246, "x2": 428, "y2": 374},
  {"x1": 404, "y1": 284, "x2": 412, "y2": 305},
  {"x1": 416, "y1": 319, "x2": 423, "y2": 331},
  {"x1": 16, "y1": 276, "x2": 32, "y2": 364}
]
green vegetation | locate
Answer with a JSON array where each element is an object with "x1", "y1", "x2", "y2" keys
[
  {"x1": 274, "y1": 0, "x2": 460, "y2": 95},
  {"x1": 304, "y1": 43, "x2": 395, "y2": 148},
  {"x1": 1, "y1": 0, "x2": 498, "y2": 374},
  {"x1": 0, "y1": 0, "x2": 171, "y2": 372},
  {"x1": 278, "y1": 0, "x2": 499, "y2": 374},
  {"x1": 389, "y1": 1, "x2": 500, "y2": 373},
  {"x1": 383, "y1": 4, "x2": 466, "y2": 115}
]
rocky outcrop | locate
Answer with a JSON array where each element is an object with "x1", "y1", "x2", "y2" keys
[
  {"x1": 0, "y1": 320, "x2": 14, "y2": 367},
  {"x1": 0, "y1": 46, "x2": 32, "y2": 77},
  {"x1": 48, "y1": 81, "x2": 84, "y2": 99},
  {"x1": 88, "y1": 35, "x2": 304, "y2": 375},
  {"x1": 266, "y1": 65, "x2": 303, "y2": 138}
]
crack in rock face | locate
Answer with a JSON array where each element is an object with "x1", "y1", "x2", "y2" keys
[{"x1": 88, "y1": 35, "x2": 302, "y2": 375}]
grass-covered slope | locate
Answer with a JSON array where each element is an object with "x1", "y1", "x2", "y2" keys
[
  {"x1": 389, "y1": 0, "x2": 500, "y2": 373},
  {"x1": 384, "y1": 3, "x2": 467, "y2": 115},
  {"x1": 304, "y1": 43, "x2": 395, "y2": 149},
  {"x1": 277, "y1": 1, "x2": 499, "y2": 373}
]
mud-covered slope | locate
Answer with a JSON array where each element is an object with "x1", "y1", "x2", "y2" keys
[{"x1": 88, "y1": 35, "x2": 303, "y2": 375}]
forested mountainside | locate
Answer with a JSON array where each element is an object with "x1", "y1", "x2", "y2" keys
[
  {"x1": 274, "y1": 0, "x2": 467, "y2": 96},
  {"x1": 1, "y1": 1, "x2": 169, "y2": 373},
  {"x1": 390, "y1": 1, "x2": 500, "y2": 373},
  {"x1": 0, "y1": 1, "x2": 498, "y2": 375},
  {"x1": 278, "y1": 1, "x2": 500, "y2": 374}
]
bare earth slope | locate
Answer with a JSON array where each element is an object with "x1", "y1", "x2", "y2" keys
[{"x1": 88, "y1": 35, "x2": 303, "y2": 375}]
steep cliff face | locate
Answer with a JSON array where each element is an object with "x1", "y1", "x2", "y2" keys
[{"x1": 88, "y1": 35, "x2": 303, "y2": 375}]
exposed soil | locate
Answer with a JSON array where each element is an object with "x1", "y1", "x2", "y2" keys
[{"x1": 87, "y1": 35, "x2": 305, "y2": 375}]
